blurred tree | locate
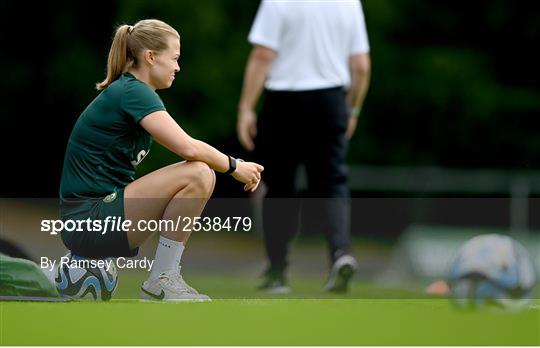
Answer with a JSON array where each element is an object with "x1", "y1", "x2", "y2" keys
[
  {"x1": 1, "y1": 1, "x2": 116, "y2": 197},
  {"x1": 353, "y1": 0, "x2": 540, "y2": 168}
]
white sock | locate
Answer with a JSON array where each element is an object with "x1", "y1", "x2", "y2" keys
[{"x1": 148, "y1": 236, "x2": 185, "y2": 281}]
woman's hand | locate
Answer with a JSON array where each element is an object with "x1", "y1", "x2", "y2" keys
[{"x1": 232, "y1": 161, "x2": 264, "y2": 192}]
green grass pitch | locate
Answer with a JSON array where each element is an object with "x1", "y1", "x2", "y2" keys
[{"x1": 1, "y1": 274, "x2": 539, "y2": 345}]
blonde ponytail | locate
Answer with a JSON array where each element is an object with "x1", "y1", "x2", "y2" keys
[
  {"x1": 96, "y1": 25, "x2": 132, "y2": 90},
  {"x1": 96, "y1": 20, "x2": 179, "y2": 90}
]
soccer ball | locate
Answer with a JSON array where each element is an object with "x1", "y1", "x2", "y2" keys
[
  {"x1": 55, "y1": 253, "x2": 118, "y2": 301},
  {"x1": 447, "y1": 234, "x2": 536, "y2": 310}
]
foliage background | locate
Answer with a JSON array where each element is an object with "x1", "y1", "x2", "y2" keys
[{"x1": 1, "y1": 0, "x2": 539, "y2": 197}]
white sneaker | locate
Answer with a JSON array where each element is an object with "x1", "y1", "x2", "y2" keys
[
  {"x1": 140, "y1": 269, "x2": 211, "y2": 302},
  {"x1": 323, "y1": 254, "x2": 358, "y2": 293}
]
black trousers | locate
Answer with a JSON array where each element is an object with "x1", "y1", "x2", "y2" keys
[{"x1": 255, "y1": 87, "x2": 352, "y2": 272}]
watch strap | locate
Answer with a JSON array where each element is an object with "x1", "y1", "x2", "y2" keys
[{"x1": 225, "y1": 155, "x2": 237, "y2": 175}]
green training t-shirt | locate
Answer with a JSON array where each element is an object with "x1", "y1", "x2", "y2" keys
[{"x1": 60, "y1": 72, "x2": 165, "y2": 198}]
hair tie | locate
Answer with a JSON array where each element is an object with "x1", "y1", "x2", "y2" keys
[{"x1": 127, "y1": 25, "x2": 134, "y2": 34}]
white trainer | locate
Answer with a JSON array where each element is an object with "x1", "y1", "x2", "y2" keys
[
  {"x1": 140, "y1": 269, "x2": 211, "y2": 302},
  {"x1": 323, "y1": 254, "x2": 358, "y2": 293}
]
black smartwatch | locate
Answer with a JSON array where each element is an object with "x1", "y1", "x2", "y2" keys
[{"x1": 225, "y1": 155, "x2": 237, "y2": 175}]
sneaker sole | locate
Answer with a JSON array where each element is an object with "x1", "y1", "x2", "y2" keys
[
  {"x1": 139, "y1": 296, "x2": 212, "y2": 302},
  {"x1": 139, "y1": 298, "x2": 212, "y2": 303},
  {"x1": 323, "y1": 256, "x2": 357, "y2": 293},
  {"x1": 334, "y1": 263, "x2": 355, "y2": 292},
  {"x1": 140, "y1": 290, "x2": 212, "y2": 302}
]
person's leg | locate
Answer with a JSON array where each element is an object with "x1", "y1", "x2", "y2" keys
[
  {"x1": 303, "y1": 87, "x2": 357, "y2": 292},
  {"x1": 124, "y1": 160, "x2": 215, "y2": 248},
  {"x1": 305, "y1": 138, "x2": 351, "y2": 262},
  {"x1": 123, "y1": 160, "x2": 215, "y2": 300},
  {"x1": 262, "y1": 159, "x2": 300, "y2": 274},
  {"x1": 304, "y1": 88, "x2": 352, "y2": 262},
  {"x1": 255, "y1": 91, "x2": 301, "y2": 291}
]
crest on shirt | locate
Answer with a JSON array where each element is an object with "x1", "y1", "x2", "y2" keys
[
  {"x1": 103, "y1": 191, "x2": 117, "y2": 203},
  {"x1": 131, "y1": 149, "x2": 150, "y2": 167}
]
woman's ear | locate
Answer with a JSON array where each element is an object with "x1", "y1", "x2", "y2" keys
[{"x1": 143, "y1": 50, "x2": 156, "y2": 65}]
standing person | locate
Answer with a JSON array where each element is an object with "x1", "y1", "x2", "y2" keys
[
  {"x1": 238, "y1": 1, "x2": 371, "y2": 293},
  {"x1": 60, "y1": 19, "x2": 264, "y2": 301}
]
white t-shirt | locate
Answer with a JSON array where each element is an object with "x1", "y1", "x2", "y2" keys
[{"x1": 248, "y1": 0, "x2": 370, "y2": 91}]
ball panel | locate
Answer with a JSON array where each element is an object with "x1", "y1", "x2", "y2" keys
[
  {"x1": 68, "y1": 267, "x2": 87, "y2": 284},
  {"x1": 54, "y1": 253, "x2": 118, "y2": 301}
]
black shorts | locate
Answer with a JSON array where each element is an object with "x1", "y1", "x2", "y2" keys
[{"x1": 60, "y1": 189, "x2": 138, "y2": 258}]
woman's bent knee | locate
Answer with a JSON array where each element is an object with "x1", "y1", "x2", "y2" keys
[{"x1": 185, "y1": 161, "x2": 215, "y2": 195}]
